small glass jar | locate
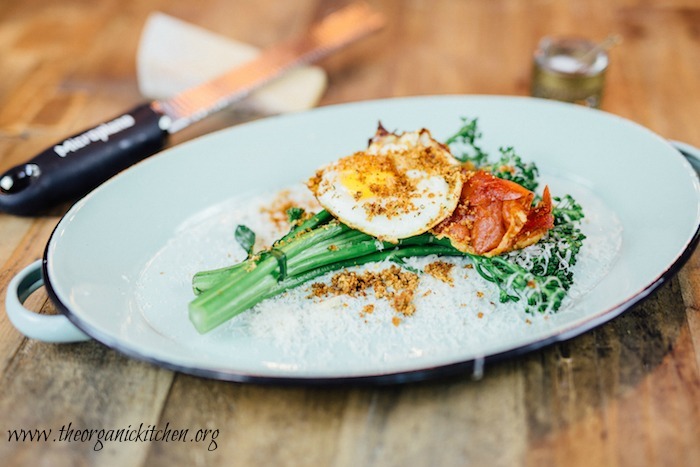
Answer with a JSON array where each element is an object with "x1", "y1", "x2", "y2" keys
[{"x1": 531, "y1": 37, "x2": 609, "y2": 108}]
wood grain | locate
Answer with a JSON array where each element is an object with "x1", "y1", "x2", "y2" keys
[{"x1": 1, "y1": 0, "x2": 699, "y2": 466}]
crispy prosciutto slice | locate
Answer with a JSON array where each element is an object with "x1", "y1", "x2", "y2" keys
[{"x1": 432, "y1": 170, "x2": 554, "y2": 256}]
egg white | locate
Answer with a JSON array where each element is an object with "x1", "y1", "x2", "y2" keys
[{"x1": 309, "y1": 128, "x2": 463, "y2": 242}]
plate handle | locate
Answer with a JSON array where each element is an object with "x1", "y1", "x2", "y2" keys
[{"x1": 5, "y1": 261, "x2": 90, "y2": 343}]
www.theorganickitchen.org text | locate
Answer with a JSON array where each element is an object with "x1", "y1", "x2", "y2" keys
[{"x1": 7, "y1": 422, "x2": 219, "y2": 451}]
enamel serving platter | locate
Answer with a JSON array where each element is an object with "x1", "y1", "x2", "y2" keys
[{"x1": 41, "y1": 96, "x2": 700, "y2": 384}]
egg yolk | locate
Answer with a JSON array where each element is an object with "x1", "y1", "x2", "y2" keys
[{"x1": 340, "y1": 169, "x2": 396, "y2": 200}]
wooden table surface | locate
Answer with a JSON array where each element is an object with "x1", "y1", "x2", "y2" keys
[{"x1": 1, "y1": 0, "x2": 699, "y2": 465}]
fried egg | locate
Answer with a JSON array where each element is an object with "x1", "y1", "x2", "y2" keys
[{"x1": 308, "y1": 125, "x2": 463, "y2": 242}]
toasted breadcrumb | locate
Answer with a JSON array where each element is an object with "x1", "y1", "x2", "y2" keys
[
  {"x1": 424, "y1": 261, "x2": 455, "y2": 285},
  {"x1": 309, "y1": 265, "x2": 419, "y2": 317},
  {"x1": 259, "y1": 189, "x2": 317, "y2": 231}
]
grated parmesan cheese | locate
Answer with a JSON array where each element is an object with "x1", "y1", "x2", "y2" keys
[{"x1": 133, "y1": 181, "x2": 622, "y2": 370}]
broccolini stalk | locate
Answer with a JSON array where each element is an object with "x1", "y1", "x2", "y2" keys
[
  {"x1": 491, "y1": 146, "x2": 539, "y2": 192},
  {"x1": 505, "y1": 194, "x2": 586, "y2": 293},
  {"x1": 471, "y1": 255, "x2": 567, "y2": 313},
  {"x1": 190, "y1": 219, "x2": 350, "y2": 333},
  {"x1": 199, "y1": 244, "x2": 464, "y2": 331},
  {"x1": 446, "y1": 117, "x2": 539, "y2": 192},
  {"x1": 192, "y1": 209, "x2": 335, "y2": 295},
  {"x1": 188, "y1": 221, "x2": 457, "y2": 333},
  {"x1": 445, "y1": 117, "x2": 489, "y2": 166},
  {"x1": 275, "y1": 209, "x2": 334, "y2": 245}
]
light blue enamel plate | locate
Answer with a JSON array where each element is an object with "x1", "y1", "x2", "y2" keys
[{"x1": 6, "y1": 96, "x2": 700, "y2": 383}]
